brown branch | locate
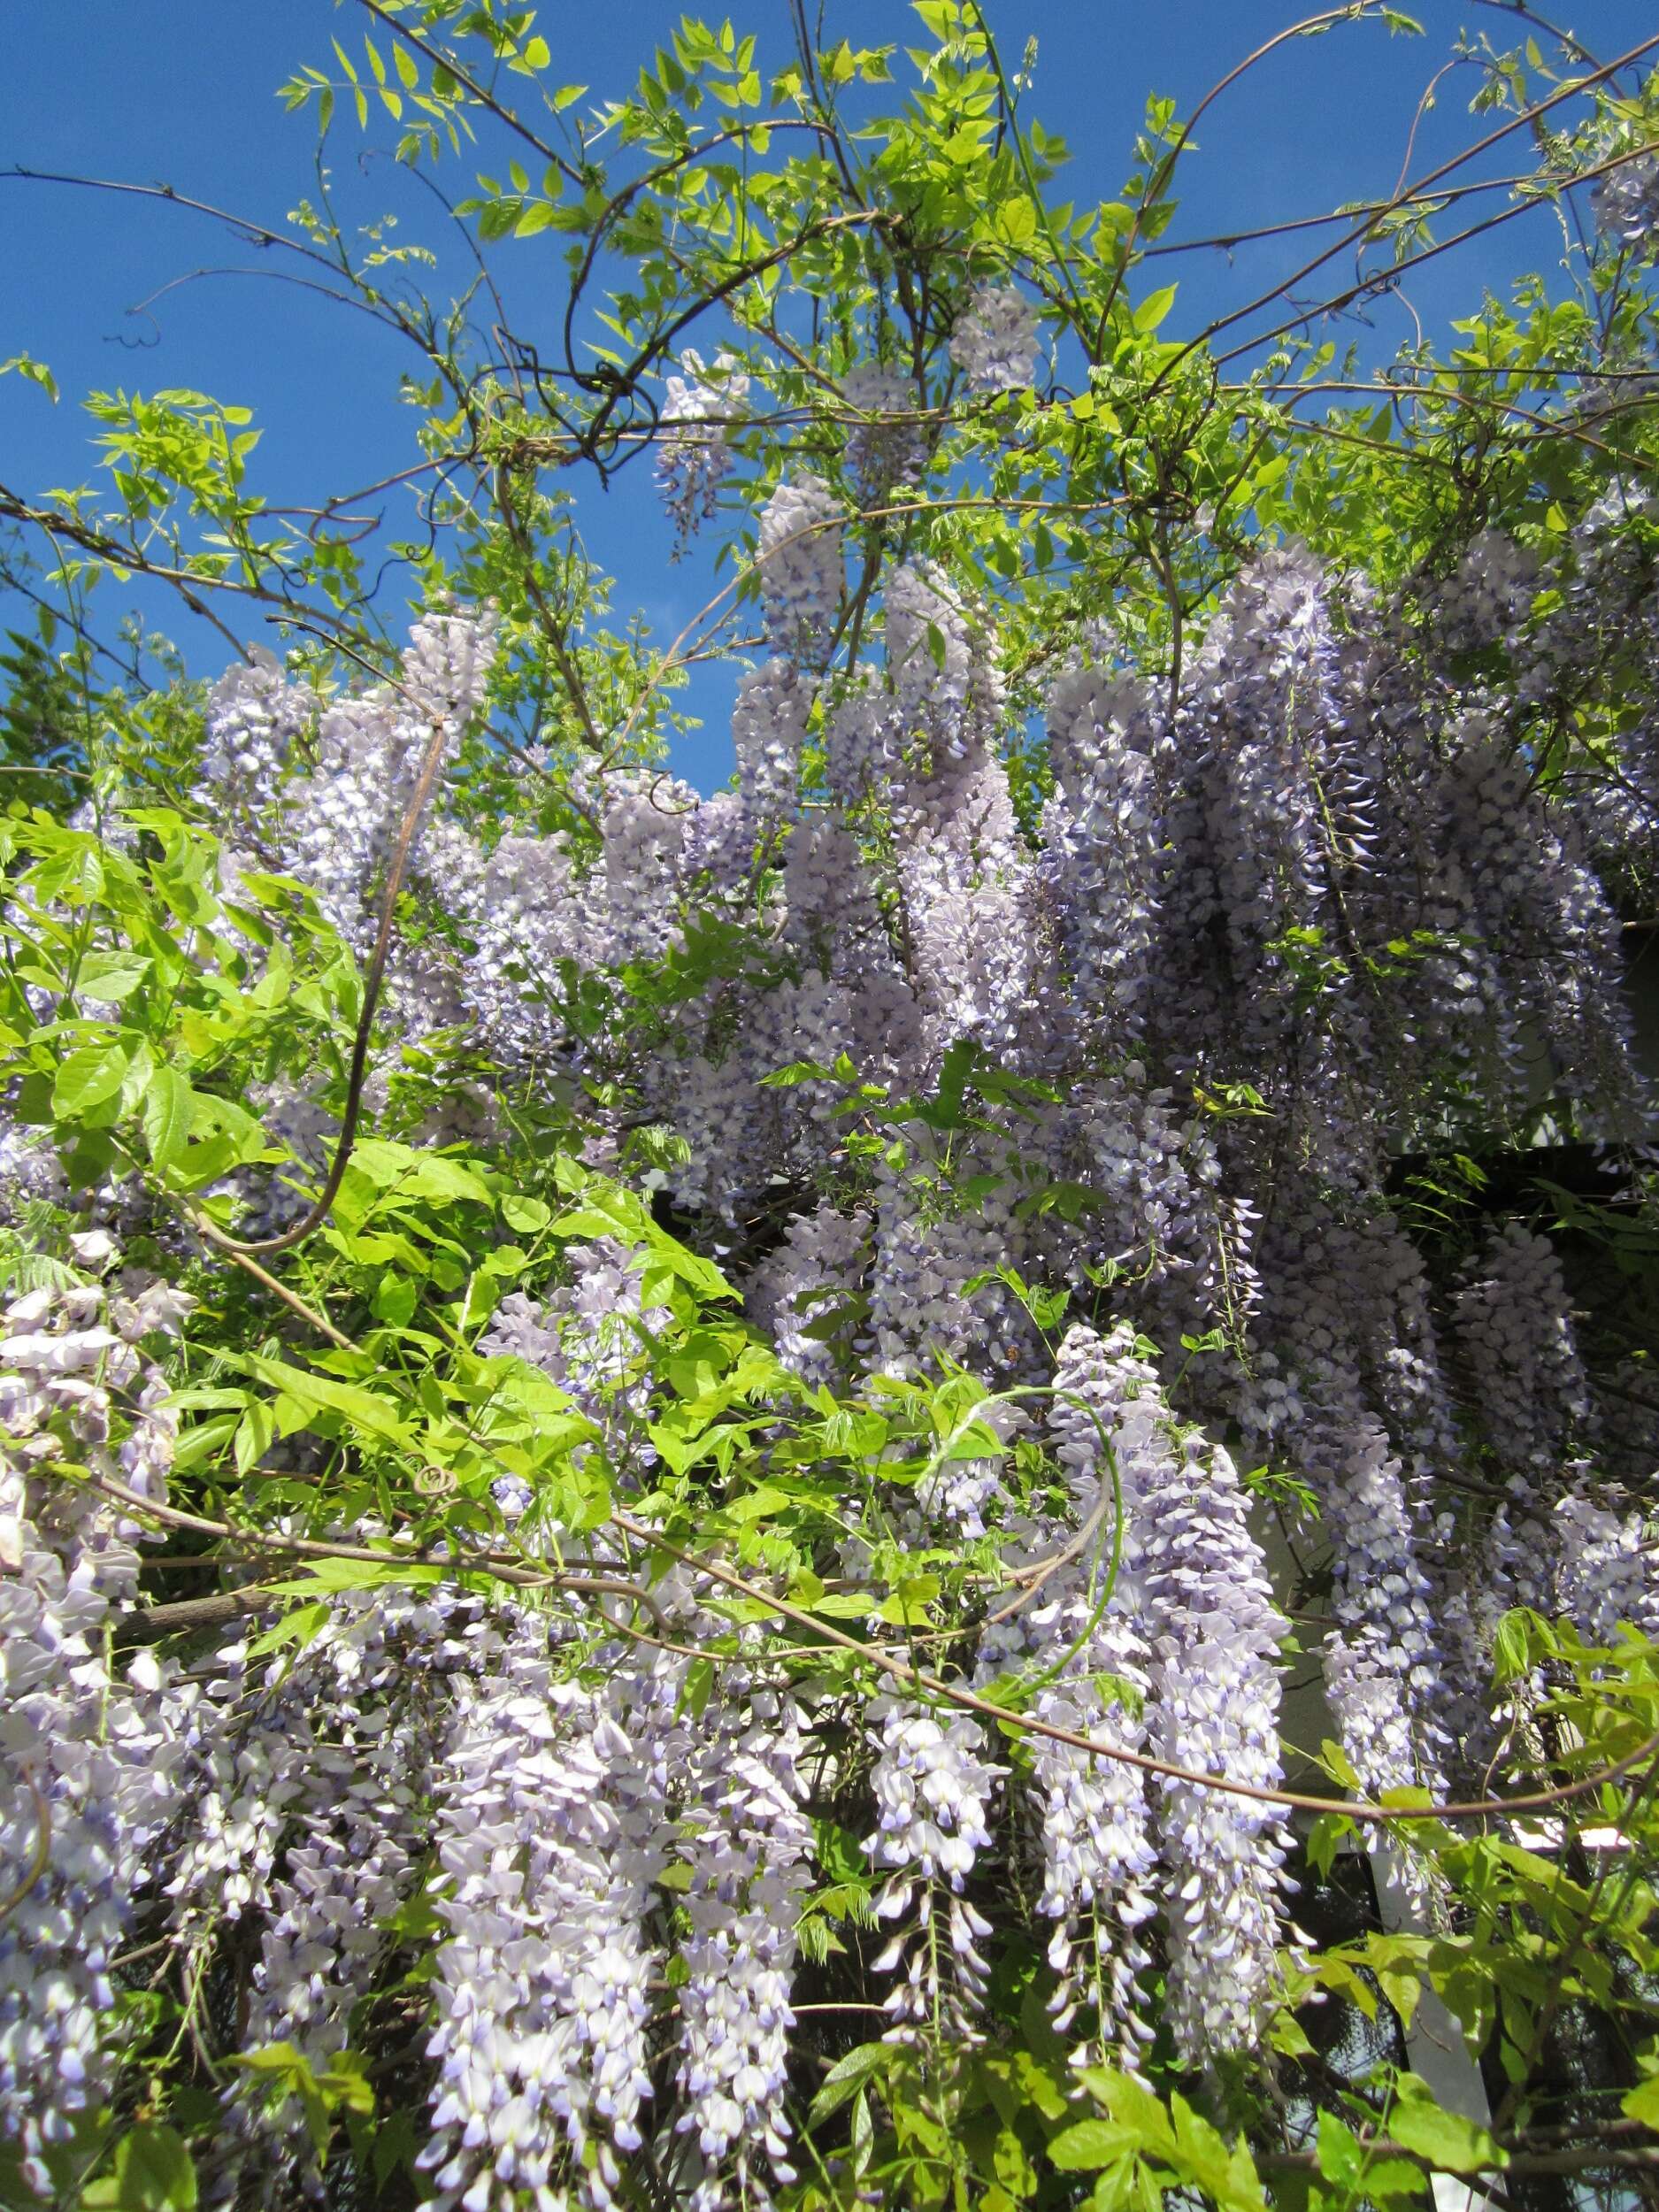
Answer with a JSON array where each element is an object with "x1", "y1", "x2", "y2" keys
[
  {"x1": 1186, "y1": 38, "x2": 1659, "y2": 373},
  {"x1": 2, "y1": 165, "x2": 349, "y2": 274},
  {"x1": 1262, "y1": 2142, "x2": 1659, "y2": 2179},
  {"x1": 185, "y1": 1219, "x2": 358, "y2": 1349},
  {"x1": 1093, "y1": 3, "x2": 1414, "y2": 348},
  {"x1": 114, "y1": 1586, "x2": 277, "y2": 1640},
  {"x1": 494, "y1": 462, "x2": 603, "y2": 762},
  {"x1": 1213, "y1": 138, "x2": 1659, "y2": 375},
  {"x1": 610, "y1": 1506, "x2": 1659, "y2": 1829},
  {"x1": 1141, "y1": 172, "x2": 1524, "y2": 260}
]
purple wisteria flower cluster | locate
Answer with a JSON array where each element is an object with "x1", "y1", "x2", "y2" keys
[
  {"x1": 657, "y1": 349, "x2": 751, "y2": 548},
  {"x1": 0, "y1": 1239, "x2": 191, "y2": 2195},
  {"x1": 7, "y1": 449, "x2": 1659, "y2": 2208},
  {"x1": 949, "y1": 280, "x2": 1042, "y2": 394}
]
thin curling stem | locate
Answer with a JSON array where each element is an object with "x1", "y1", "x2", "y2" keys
[{"x1": 0, "y1": 1770, "x2": 50, "y2": 1933}]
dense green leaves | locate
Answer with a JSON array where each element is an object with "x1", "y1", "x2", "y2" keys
[{"x1": 81, "y1": 2124, "x2": 198, "y2": 2212}]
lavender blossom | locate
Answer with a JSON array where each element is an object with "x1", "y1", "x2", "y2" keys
[
  {"x1": 657, "y1": 349, "x2": 750, "y2": 545},
  {"x1": 757, "y1": 476, "x2": 845, "y2": 656},
  {"x1": 949, "y1": 281, "x2": 1041, "y2": 393}
]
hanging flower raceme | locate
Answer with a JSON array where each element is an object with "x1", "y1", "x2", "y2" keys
[
  {"x1": 747, "y1": 1202, "x2": 872, "y2": 1387},
  {"x1": 1452, "y1": 1223, "x2": 1592, "y2": 1489},
  {"x1": 480, "y1": 1235, "x2": 671, "y2": 1483},
  {"x1": 1044, "y1": 1321, "x2": 1294, "y2": 2067},
  {"x1": 657, "y1": 349, "x2": 750, "y2": 546},
  {"x1": 757, "y1": 475, "x2": 845, "y2": 657},
  {"x1": 949, "y1": 280, "x2": 1041, "y2": 393},
  {"x1": 671, "y1": 1668, "x2": 814, "y2": 2212},
  {"x1": 0, "y1": 1239, "x2": 191, "y2": 2194},
  {"x1": 419, "y1": 1621, "x2": 672, "y2": 2212},
  {"x1": 200, "y1": 646, "x2": 315, "y2": 837},
  {"x1": 1041, "y1": 665, "x2": 1168, "y2": 1060},
  {"x1": 1594, "y1": 142, "x2": 1659, "y2": 257},
  {"x1": 202, "y1": 1582, "x2": 477, "y2": 2203},
  {"x1": 964, "y1": 1325, "x2": 1164, "y2": 2070},
  {"x1": 1243, "y1": 1201, "x2": 1450, "y2": 1816},
  {"x1": 1549, "y1": 1486, "x2": 1659, "y2": 1648},
  {"x1": 865, "y1": 1695, "x2": 1002, "y2": 2038},
  {"x1": 200, "y1": 606, "x2": 498, "y2": 958},
  {"x1": 841, "y1": 361, "x2": 926, "y2": 502},
  {"x1": 731, "y1": 657, "x2": 810, "y2": 830}
]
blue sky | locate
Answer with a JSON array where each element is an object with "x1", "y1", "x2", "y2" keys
[{"x1": 4, "y1": 0, "x2": 1655, "y2": 787}]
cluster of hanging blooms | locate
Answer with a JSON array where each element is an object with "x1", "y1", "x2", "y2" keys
[
  {"x1": 757, "y1": 474, "x2": 847, "y2": 651},
  {"x1": 7, "y1": 326, "x2": 1659, "y2": 2209},
  {"x1": 419, "y1": 1623, "x2": 665, "y2": 2212},
  {"x1": 0, "y1": 1235, "x2": 190, "y2": 2196},
  {"x1": 657, "y1": 349, "x2": 751, "y2": 547},
  {"x1": 949, "y1": 280, "x2": 1043, "y2": 393},
  {"x1": 841, "y1": 361, "x2": 928, "y2": 500},
  {"x1": 1594, "y1": 141, "x2": 1659, "y2": 258},
  {"x1": 672, "y1": 1663, "x2": 814, "y2": 2211},
  {"x1": 866, "y1": 1698, "x2": 1002, "y2": 2035},
  {"x1": 1031, "y1": 1323, "x2": 1294, "y2": 2065}
]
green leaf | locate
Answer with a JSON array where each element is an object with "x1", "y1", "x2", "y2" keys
[
  {"x1": 244, "y1": 1601, "x2": 330, "y2": 1660},
  {"x1": 78, "y1": 950, "x2": 151, "y2": 1001},
  {"x1": 1622, "y1": 2076, "x2": 1659, "y2": 2127},
  {"x1": 810, "y1": 2041, "x2": 891, "y2": 2124},
  {"x1": 1316, "y1": 2112, "x2": 1365, "y2": 2192},
  {"x1": 1171, "y1": 2093, "x2": 1267, "y2": 2212},
  {"x1": 501, "y1": 1194, "x2": 552, "y2": 1233},
  {"x1": 227, "y1": 2041, "x2": 331, "y2": 2160},
  {"x1": 549, "y1": 1190, "x2": 733, "y2": 1303},
  {"x1": 877, "y1": 1572, "x2": 941, "y2": 1625},
  {"x1": 142, "y1": 1066, "x2": 196, "y2": 1175},
  {"x1": 245, "y1": 1356, "x2": 415, "y2": 1445},
  {"x1": 1, "y1": 352, "x2": 58, "y2": 403},
  {"x1": 233, "y1": 1399, "x2": 277, "y2": 1478},
  {"x1": 348, "y1": 1139, "x2": 493, "y2": 1209},
  {"x1": 1079, "y1": 2071, "x2": 1265, "y2": 2212},
  {"x1": 715, "y1": 1480, "x2": 797, "y2": 1526},
  {"x1": 1050, "y1": 2120, "x2": 1139, "y2": 2170},
  {"x1": 373, "y1": 1273, "x2": 419, "y2": 1328},
  {"x1": 265, "y1": 1556, "x2": 447, "y2": 1599},
  {"x1": 171, "y1": 1412, "x2": 239, "y2": 1472},
  {"x1": 1386, "y1": 2078, "x2": 1506, "y2": 2173},
  {"x1": 1375, "y1": 1962, "x2": 1421, "y2": 2033},
  {"x1": 995, "y1": 195, "x2": 1038, "y2": 247},
  {"x1": 759, "y1": 1059, "x2": 831, "y2": 1088},
  {"x1": 1364, "y1": 2156, "x2": 1431, "y2": 2200},
  {"x1": 52, "y1": 1041, "x2": 129, "y2": 1118},
  {"x1": 1133, "y1": 284, "x2": 1177, "y2": 332},
  {"x1": 809, "y1": 1590, "x2": 876, "y2": 1618},
  {"x1": 317, "y1": 2047, "x2": 373, "y2": 2117},
  {"x1": 81, "y1": 2124, "x2": 198, "y2": 2209}
]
